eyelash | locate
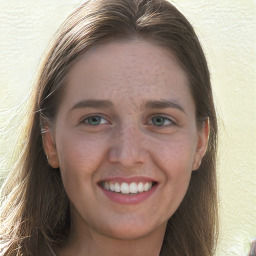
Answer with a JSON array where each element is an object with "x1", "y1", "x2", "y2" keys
[
  {"x1": 81, "y1": 115, "x2": 110, "y2": 126},
  {"x1": 80, "y1": 114, "x2": 177, "y2": 127},
  {"x1": 148, "y1": 115, "x2": 176, "y2": 127}
]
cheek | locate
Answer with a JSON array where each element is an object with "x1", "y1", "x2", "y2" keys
[
  {"x1": 149, "y1": 136, "x2": 196, "y2": 214},
  {"x1": 55, "y1": 130, "x2": 108, "y2": 187},
  {"x1": 150, "y1": 134, "x2": 196, "y2": 178}
]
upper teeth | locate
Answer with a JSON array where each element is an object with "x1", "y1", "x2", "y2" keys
[{"x1": 103, "y1": 181, "x2": 153, "y2": 194}]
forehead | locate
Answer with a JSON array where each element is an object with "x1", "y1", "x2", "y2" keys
[{"x1": 62, "y1": 39, "x2": 194, "y2": 111}]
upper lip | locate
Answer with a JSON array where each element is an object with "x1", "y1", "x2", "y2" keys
[{"x1": 97, "y1": 176, "x2": 158, "y2": 184}]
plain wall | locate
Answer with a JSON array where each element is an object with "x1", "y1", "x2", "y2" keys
[{"x1": 0, "y1": 1, "x2": 255, "y2": 255}]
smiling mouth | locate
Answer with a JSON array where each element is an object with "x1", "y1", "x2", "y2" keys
[{"x1": 99, "y1": 181, "x2": 157, "y2": 195}]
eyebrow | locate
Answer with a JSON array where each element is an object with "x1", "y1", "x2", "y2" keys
[
  {"x1": 69, "y1": 99, "x2": 186, "y2": 114},
  {"x1": 70, "y1": 99, "x2": 114, "y2": 112},
  {"x1": 144, "y1": 99, "x2": 186, "y2": 114}
]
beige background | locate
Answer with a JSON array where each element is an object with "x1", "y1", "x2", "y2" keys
[{"x1": 0, "y1": 1, "x2": 255, "y2": 255}]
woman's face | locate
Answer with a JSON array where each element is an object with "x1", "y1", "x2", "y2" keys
[{"x1": 44, "y1": 39, "x2": 208, "y2": 241}]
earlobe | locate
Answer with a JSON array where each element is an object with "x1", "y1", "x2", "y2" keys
[
  {"x1": 192, "y1": 118, "x2": 209, "y2": 171},
  {"x1": 42, "y1": 129, "x2": 59, "y2": 169}
]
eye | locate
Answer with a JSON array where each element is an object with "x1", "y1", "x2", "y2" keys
[
  {"x1": 151, "y1": 116, "x2": 175, "y2": 127},
  {"x1": 82, "y1": 115, "x2": 109, "y2": 126}
]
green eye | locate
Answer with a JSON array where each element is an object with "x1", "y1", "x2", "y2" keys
[
  {"x1": 151, "y1": 116, "x2": 173, "y2": 126},
  {"x1": 84, "y1": 116, "x2": 108, "y2": 125}
]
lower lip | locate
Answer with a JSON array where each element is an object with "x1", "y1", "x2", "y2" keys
[{"x1": 99, "y1": 184, "x2": 158, "y2": 205}]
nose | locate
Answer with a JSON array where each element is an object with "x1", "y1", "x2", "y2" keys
[{"x1": 108, "y1": 124, "x2": 147, "y2": 168}]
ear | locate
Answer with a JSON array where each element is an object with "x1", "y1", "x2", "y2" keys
[
  {"x1": 42, "y1": 128, "x2": 59, "y2": 169},
  {"x1": 192, "y1": 118, "x2": 209, "y2": 171}
]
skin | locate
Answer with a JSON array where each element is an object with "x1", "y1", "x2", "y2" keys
[{"x1": 43, "y1": 39, "x2": 209, "y2": 256}]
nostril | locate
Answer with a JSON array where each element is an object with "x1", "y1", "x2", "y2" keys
[{"x1": 108, "y1": 145, "x2": 146, "y2": 167}]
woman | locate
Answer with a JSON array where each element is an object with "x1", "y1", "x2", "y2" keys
[{"x1": 0, "y1": 0, "x2": 218, "y2": 255}]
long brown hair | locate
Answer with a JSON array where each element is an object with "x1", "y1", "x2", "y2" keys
[{"x1": 1, "y1": 0, "x2": 218, "y2": 255}]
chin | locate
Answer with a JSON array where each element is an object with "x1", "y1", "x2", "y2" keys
[
  {"x1": 104, "y1": 229, "x2": 151, "y2": 241},
  {"x1": 97, "y1": 218, "x2": 165, "y2": 241}
]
